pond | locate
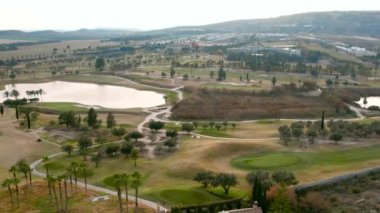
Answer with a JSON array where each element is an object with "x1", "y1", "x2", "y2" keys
[
  {"x1": 356, "y1": 97, "x2": 380, "y2": 108},
  {"x1": 0, "y1": 81, "x2": 165, "y2": 109}
]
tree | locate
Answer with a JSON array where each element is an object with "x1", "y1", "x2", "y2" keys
[
  {"x1": 70, "y1": 161, "x2": 79, "y2": 190},
  {"x1": 166, "y1": 130, "x2": 178, "y2": 138},
  {"x1": 95, "y1": 58, "x2": 106, "y2": 71},
  {"x1": 170, "y1": 66, "x2": 176, "y2": 78},
  {"x1": 42, "y1": 156, "x2": 52, "y2": 197},
  {"x1": 164, "y1": 138, "x2": 178, "y2": 149},
  {"x1": 91, "y1": 152, "x2": 102, "y2": 167},
  {"x1": 0, "y1": 104, "x2": 4, "y2": 115},
  {"x1": 269, "y1": 187, "x2": 292, "y2": 213},
  {"x1": 246, "y1": 171, "x2": 273, "y2": 192},
  {"x1": 79, "y1": 162, "x2": 89, "y2": 193},
  {"x1": 181, "y1": 123, "x2": 194, "y2": 135},
  {"x1": 131, "y1": 149, "x2": 139, "y2": 167},
  {"x1": 58, "y1": 111, "x2": 80, "y2": 128},
  {"x1": 3, "y1": 91, "x2": 10, "y2": 100},
  {"x1": 10, "y1": 89, "x2": 20, "y2": 100},
  {"x1": 62, "y1": 144, "x2": 74, "y2": 155},
  {"x1": 213, "y1": 173, "x2": 237, "y2": 195},
  {"x1": 48, "y1": 175, "x2": 60, "y2": 212},
  {"x1": 87, "y1": 107, "x2": 98, "y2": 128},
  {"x1": 105, "y1": 144, "x2": 120, "y2": 157},
  {"x1": 121, "y1": 142, "x2": 134, "y2": 157},
  {"x1": 217, "y1": 66, "x2": 226, "y2": 80},
  {"x1": 113, "y1": 174, "x2": 123, "y2": 213},
  {"x1": 106, "y1": 112, "x2": 116, "y2": 128},
  {"x1": 112, "y1": 127, "x2": 126, "y2": 137},
  {"x1": 209, "y1": 71, "x2": 215, "y2": 79},
  {"x1": 278, "y1": 125, "x2": 291, "y2": 146},
  {"x1": 15, "y1": 105, "x2": 19, "y2": 120},
  {"x1": 271, "y1": 77, "x2": 277, "y2": 86},
  {"x1": 193, "y1": 171, "x2": 215, "y2": 188},
  {"x1": 149, "y1": 120, "x2": 165, "y2": 132},
  {"x1": 127, "y1": 131, "x2": 144, "y2": 142},
  {"x1": 10, "y1": 71, "x2": 16, "y2": 81},
  {"x1": 78, "y1": 136, "x2": 92, "y2": 153},
  {"x1": 329, "y1": 132, "x2": 343, "y2": 145},
  {"x1": 291, "y1": 127, "x2": 303, "y2": 142},
  {"x1": 325, "y1": 79, "x2": 333, "y2": 87},
  {"x1": 2, "y1": 178, "x2": 14, "y2": 206},
  {"x1": 321, "y1": 111, "x2": 325, "y2": 130},
  {"x1": 131, "y1": 171, "x2": 143, "y2": 211},
  {"x1": 16, "y1": 159, "x2": 32, "y2": 187},
  {"x1": 272, "y1": 171, "x2": 298, "y2": 186},
  {"x1": 307, "y1": 129, "x2": 317, "y2": 144},
  {"x1": 121, "y1": 173, "x2": 130, "y2": 213}
]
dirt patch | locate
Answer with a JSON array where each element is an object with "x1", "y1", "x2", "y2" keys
[{"x1": 0, "y1": 108, "x2": 59, "y2": 174}]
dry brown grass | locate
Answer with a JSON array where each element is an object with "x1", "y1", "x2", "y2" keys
[
  {"x1": 0, "y1": 181, "x2": 153, "y2": 213},
  {"x1": 172, "y1": 87, "x2": 344, "y2": 120},
  {"x1": 0, "y1": 107, "x2": 59, "y2": 177}
]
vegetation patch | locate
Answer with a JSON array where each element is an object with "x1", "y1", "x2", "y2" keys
[{"x1": 172, "y1": 87, "x2": 353, "y2": 120}]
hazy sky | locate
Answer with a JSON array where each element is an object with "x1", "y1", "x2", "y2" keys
[{"x1": 1, "y1": 0, "x2": 379, "y2": 31}]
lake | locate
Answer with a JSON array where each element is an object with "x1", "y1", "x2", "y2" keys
[
  {"x1": 1, "y1": 81, "x2": 165, "y2": 109},
  {"x1": 356, "y1": 97, "x2": 380, "y2": 108}
]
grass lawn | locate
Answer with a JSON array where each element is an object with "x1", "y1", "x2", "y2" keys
[
  {"x1": 231, "y1": 144, "x2": 380, "y2": 171},
  {"x1": 144, "y1": 188, "x2": 223, "y2": 206}
]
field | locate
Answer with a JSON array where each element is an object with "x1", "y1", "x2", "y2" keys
[
  {"x1": 172, "y1": 87, "x2": 354, "y2": 120},
  {"x1": 0, "y1": 108, "x2": 59, "y2": 170}
]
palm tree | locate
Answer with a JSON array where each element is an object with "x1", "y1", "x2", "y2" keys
[
  {"x1": 48, "y1": 175, "x2": 60, "y2": 212},
  {"x1": 42, "y1": 156, "x2": 52, "y2": 197},
  {"x1": 1, "y1": 178, "x2": 14, "y2": 206},
  {"x1": 70, "y1": 161, "x2": 79, "y2": 190},
  {"x1": 3, "y1": 91, "x2": 10, "y2": 100},
  {"x1": 38, "y1": 88, "x2": 44, "y2": 102},
  {"x1": 16, "y1": 159, "x2": 30, "y2": 186},
  {"x1": 66, "y1": 167, "x2": 73, "y2": 193},
  {"x1": 12, "y1": 177, "x2": 21, "y2": 204},
  {"x1": 79, "y1": 162, "x2": 88, "y2": 193},
  {"x1": 122, "y1": 173, "x2": 130, "y2": 213},
  {"x1": 10, "y1": 89, "x2": 20, "y2": 100},
  {"x1": 131, "y1": 171, "x2": 143, "y2": 212},
  {"x1": 131, "y1": 149, "x2": 139, "y2": 167},
  {"x1": 113, "y1": 174, "x2": 123, "y2": 213},
  {"x1": 9, "y1": 166, "x2": 19, "y2": 202},
  {"x1": 62, "y1": 173, "x2": 69, "y2": 212}
]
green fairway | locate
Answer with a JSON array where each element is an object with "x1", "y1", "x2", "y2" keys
[
  {"x1": 144, "y1": 188, "x2": 224, "y2": 206},
  {"x1": 231, "y1": 145, "x2": 380, "y2": 171},
  {"x1": 28, "y1": 102, "x2": 88, "y2": 113}
]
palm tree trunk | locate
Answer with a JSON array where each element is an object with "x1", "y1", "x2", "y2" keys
[
  {"x1": 28, "y1": 170, "x2": 32, "y2": 188},
  {"x1": 58, "y1": 180, "x2": 63, "y2": 210},
  {"x1": 14, "y1": 182, "x2": 19, "y2": 203},
  {"x1": 46, "y1": 167, "x2": 52, "y2": 198},
  {"x1": 117, "y1": 187, "x2": 123, "y2": 213},
  {"x1": 23, "y1": 173, "x2": 28, "y2": 185},
  {"x1": 135, "y1": 187, "x2": 139, "y2": 212},
  {"x1": 74, "y1": 170, "x2": 78, "y2": 191},
  {"x1": 84, "y1": 169, "x2": 87, "y2": 193},
  {"x1": 64, "y1": 181, "x2": 68, "y2": 213},
  {"x1": 15, "y1": 183, "x2": 19, "y2": 200},
  {"x1": 7, "y1": 186, "x2": 14, "y2": 206},
  {"x1": 69, "y1": 174, "x2": 73, "y2": 194},
  {"x1": 125, "y1": 184, "x2": 129, "y2": 213},
  {"x1": 52, "y1": 183, "x2": 60, "y2": 212}
]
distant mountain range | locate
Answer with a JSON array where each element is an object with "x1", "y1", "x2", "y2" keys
[
  {"x1": 1, "y1": 11, "x2": 380, "y2": 41},
  {"x1": 146, "y1": 11, "x2": 380, "y2": 37},
  {"x1": 0, "y1": 28, "x2": 136, "y2": 40}
]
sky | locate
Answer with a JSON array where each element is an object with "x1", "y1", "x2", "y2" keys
[{"x1": 0, "y1": 0, "x2": 380, "y2": 31}]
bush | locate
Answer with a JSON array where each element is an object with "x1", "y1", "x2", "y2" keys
[
  {"x1": 112, "y1": 127, "x2": 126, "y2": 137},
  {"x1": 367, "y1": 105, "x2": 380, "y2": 111}
]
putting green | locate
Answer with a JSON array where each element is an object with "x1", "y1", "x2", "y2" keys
[{"x1": 232, "y1": 153, "x2": 302, "y2": 170}]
